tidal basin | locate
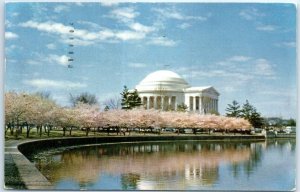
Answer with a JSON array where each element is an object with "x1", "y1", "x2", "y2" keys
[{"x1": 32, "y1": 139, "x2": 295, "y2": 191}]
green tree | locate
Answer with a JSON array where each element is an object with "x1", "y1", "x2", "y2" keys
[
  {"x1": 176, "y1": 103, "x2": 188, "y2": 112},
  {"x1": 121, "y1": 86, "x2": 142, "y2": 110},
  {"x1": 240, "y1": 100, "x2": 263, "y2": 128},
  {"x1": 104, "y1": 106, "x2": 110, "y2": 111},
  {"x1": 70, "y1": 92, "x2": 98, "y2": 107},
  {"x1": 286, "y1": 118, "x2": 296, "y2": 126},
  {"x1": 225, "y1": 100, "x2": 241, "y2": 117}
]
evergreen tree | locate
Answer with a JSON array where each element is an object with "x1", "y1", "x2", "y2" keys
[
  {"x1": 286, "y1": 118, "x2": 296, "y2": 126},
  {"x1": 240, "y1": 100, "x2": 263, "y2": 128},
  {"x1": 121, "y1": 86, "x2": 131, "y2": 110},
  {"x1": 104, "y1": 106, "x2": 110, "y2": 111},
  {"x1": 176, "y1": 103, "x2": 188, "y2": 112},
  {"x1": 121, "y1": 86, "x2": 142, "y2": 110},
  {"x1": 225, "y1": 100, "x2": 241, "y2": 117}
]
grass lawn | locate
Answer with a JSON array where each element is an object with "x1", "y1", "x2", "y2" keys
[{"x1": 5, "y1": 127, "x2": 248, "y2": 141}]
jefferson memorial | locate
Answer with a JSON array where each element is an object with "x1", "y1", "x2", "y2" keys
[{"x1": 135, "y1": 70, "x2": 220, "y2": 114}]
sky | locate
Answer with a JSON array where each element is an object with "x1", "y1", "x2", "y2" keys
[{"x1": 4, "y1": 2, "x2": 297, "y2": 118}]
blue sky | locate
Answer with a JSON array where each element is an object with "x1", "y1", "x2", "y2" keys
[{"x1": 5, "y1": 2, "x2": 297, "y2": 118}]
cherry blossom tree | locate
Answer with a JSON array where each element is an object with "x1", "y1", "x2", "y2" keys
[{"x1": 75, "y1": 103, "x2": 100, "y2": 136}]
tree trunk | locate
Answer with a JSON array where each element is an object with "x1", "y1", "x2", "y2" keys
[
  {"x1": 39, "y1": 126, "x2": 42, "y2": 137},
  {"x1": 86, "y1": 128, "x2": 90, "y2": 136},
  {"x1": 69, "y1": 127, "x2": 72, "y2": 136},
  {"x1": 15, "y1": 121, "x2": 20, "y2": 139},
  {"x1": 47, "y1": 125, "x2": 51, "y2": 137},
  {"x1": 63, "y1": 127, "x2": 66, "y2": 136},
  {"x1": 26, "y1": 124, "x2": 30, "y2": 138}
]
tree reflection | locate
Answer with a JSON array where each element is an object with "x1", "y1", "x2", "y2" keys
[
  {"x1": 35, "y1": 141, "x2": 268, "y2": 189},
  {"x1": 121, "y1": 173, "x2": 140, "y2": 190}
]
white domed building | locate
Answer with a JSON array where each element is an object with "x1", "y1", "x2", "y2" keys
[{"x1": 135, "y1": 70, "x2": 220, "y2": 114}]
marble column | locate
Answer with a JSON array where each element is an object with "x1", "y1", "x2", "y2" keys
[
  {"x1": 199, "y1": 97, "x2": 203, "y2": 114},
  {"x1": 161, "y1": 96, "x2": 164, "y2": 110},
  {"x1": 147, "y1": 97, "x2": 150, "y2": 109},
  {"x1": 214, "y1": 99, "x2": 217, "y2": 111},
  {"x1": 154, "y1": 96, "x2": 157, "y2": 109},
  {"x1": 186, "y1": 96, "x2": 190, "y2": 111},
  {"x1": 193, "y1": 96, "x2": 196, "y2": 112},
  {"x1": 168, "y1": 96, "x2": 171, "y2": 110}
]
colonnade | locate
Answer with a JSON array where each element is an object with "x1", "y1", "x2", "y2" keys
[
  {"x1": 141, "y1": 95, "x2": 218, "y2": 114},
  {"x1": 188, "y1": 96, "x2": 218, "y2": 114},
  {"x1": 142, "y1": 96, "x2": 176, "y2": 110}
]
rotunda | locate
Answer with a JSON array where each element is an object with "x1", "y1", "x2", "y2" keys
[{"x1": 135, "y1": 70, "x2": 220, "y2": 114}]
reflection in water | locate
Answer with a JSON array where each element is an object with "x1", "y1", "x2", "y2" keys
[{"x1": 34, "y1": 140, "x2": 295, "y2": 190}]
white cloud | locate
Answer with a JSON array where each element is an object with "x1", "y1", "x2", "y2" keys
[
  {"x1": 115, "y1": 30, "x2": 145, "y2": 41},
  {"x1": 54, "y1": 5, "x2": 70, "y2": 13},
  {"x1": 256, "y1": 24, "x2": 277, "y2": 31},
  {"x1": 178, "y1": 23, "x2": 191, "y2": 29},
  {"x1": 20, "y1": 20, "x2": 74, "y2": 36},
  {"x1": 62, "y1": 38, "x2": 95, "y2": 46},
  {"x1": 217, "y1": 55, "x2": 251, "y2": 66},
  {"x1": 77, "y1": 20, "x2": 101, "y2": 30},
  {"x1": 128, "y1": 63, "x2": 147, "y2": 68},
  {"x1": 5, "y1": 32, "x2": 19, "y2": 40},
  {"x1": 5, "y1": 44, "x2": 22, "y2": 53},
  {"x1": 23, "y1": 79, "x2": 86, "y2": 89},
  {"x1": 129, "y1": 22, "x2": 156, "y2": 33},
  {"x1": 179, "y1": 56, "x2": 275, "y2": 89},
  {"x1": 75, "y1": 2, "x2": 84, "y2": 6},
  {"x1": 26, "y1": 59, "x2": 41, "y2": 65},
  {"x1": 46, "y1": 43, "x2": 56, "y2": 50},
  {"x1": 48, "y1": 55, "x2": 70, "y2": 66},
  {"x1": 275, "y1": 41, "x2": 296, "y2": 48},
  {"x1": 26, "y1": 54, "x2": 70, "y2": 66},
  {"x1": 239, "y1": 8, "x2": 265, "y2": 20},
  {"x1": 147, "y1": 37, "x2": 177, "y2": 47},
  {"x1": 20, "y1": 21, "x2": 101, "y2": 41},
  {"x1": 110, "y1": 7, "x2": 139, "y2": 23},
  {"x1": 153, "y1": 7, "x2": 207, "y2": 21},
  {"x1": 5, "y1": 20, "x2": 13, "y2": 28},
  {"x1": 20, "y1": 20, "x2": 99, "y2": 46},
  {"x1": 228, "y1": 55, "x2": 252, "y2": 62},
  {"x1": 20, "y1": 19, "x2": 176, "y2": 47},
  {"x1": 100, "y1": 1, "x2": 119, "y2": 7},
  {"x1": 254, "y1": 58, "x2": 275, "y2": 76},
  {"x1": 11, "y1": 12, "x2": 19, "y2": 17}
]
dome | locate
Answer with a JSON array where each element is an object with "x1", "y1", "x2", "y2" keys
[{"x1": 136, "y1": 70, "x2": 190, "y2": 92}]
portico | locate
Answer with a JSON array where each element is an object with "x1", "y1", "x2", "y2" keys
[{"x1": 135, "y1": 70, "x2": 220, "y2": 114}]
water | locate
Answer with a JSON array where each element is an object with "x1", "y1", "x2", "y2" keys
[{"x1": 34, "y1": 139, "x2": 296, "y2": 191}]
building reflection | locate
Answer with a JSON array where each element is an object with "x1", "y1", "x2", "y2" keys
[{"x1": 33, "y1": 140, "x2": 293, "y2": 190}]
